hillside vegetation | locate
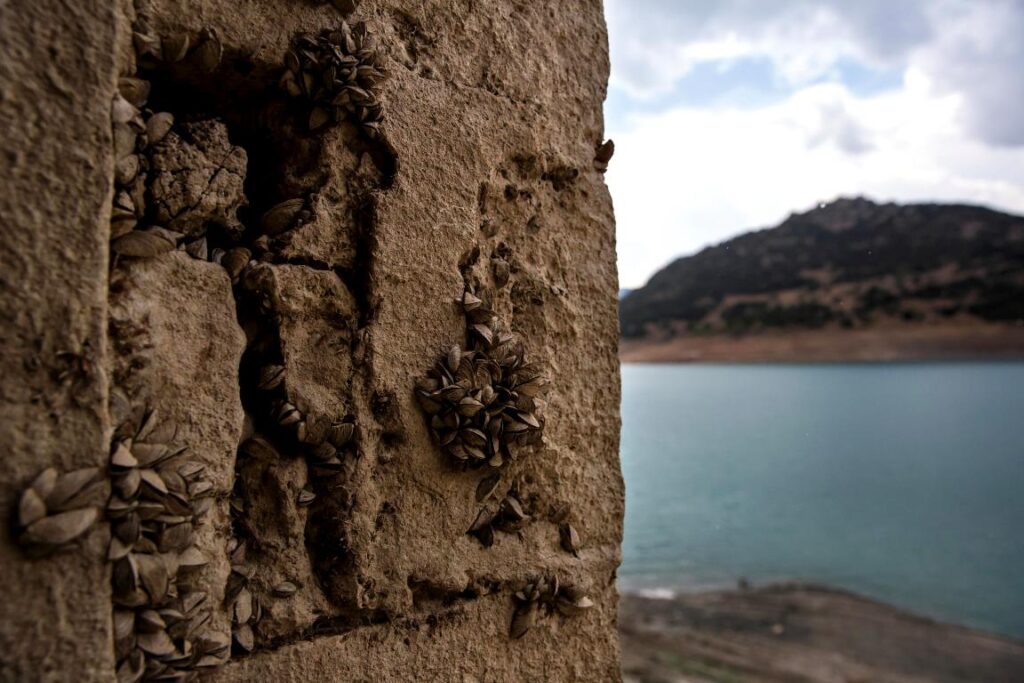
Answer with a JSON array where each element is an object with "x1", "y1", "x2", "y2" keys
[{"x1": 620, "y1": 198, "x2": 1024, "y2": 340}]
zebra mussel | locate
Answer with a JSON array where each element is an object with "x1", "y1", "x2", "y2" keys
[
  {"x1": 133, "y1": 20, "x2": 224, "y2": 73},
  {"x1": 108, "y1": 407, "x2": 228, "y2": 681},
  {"x1": 260, "y1": 197, "x2": 312, "y2": 237},
  {"x1": 510, "y1": 576, "x2": 594, "y2": 640},
  {"x1": 415, "y1": 289, "x2": 548, "y2": 468},
  {"x1": 280, "y1": 22, "x2": 388, "y2": 136},
  {"x1": 15, "y1": 467, "x2": 104, "y2": 556},
  {"x1": 594, "y1": 139, "x2": 615, "y2": 173},
  {"x1": 109, "y1": 84, "x2": 184, "y2": 260},
  {"x1": 109, "y1": 83, "x2": 250, "y2": 263},
  {"x1": 267, "y1": 397, "x2": 356, "y2": 471},
  {"x1": 559, "y1": 522, "x2": 581, "y2": 556},
  {"x1": 467, "y1": 491, "x2": 529, "y2": 547},
  {"x1": 550, "y1": 503, "x2": 582, "y2": 556},
  {"x1": 223, "y1": 540, "x2": 267, "y2": 655},
  {"x1": 242, "y1": 360, "x2": 357, "y2": 473}
]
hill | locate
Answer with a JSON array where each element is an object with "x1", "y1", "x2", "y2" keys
[{"x1": 619, "y1": 198, "x2": 1024, "y2": 362}]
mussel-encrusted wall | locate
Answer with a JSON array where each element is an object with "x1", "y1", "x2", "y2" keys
[{"x1": 0, "y1": 0, "x2": 621, "y2": 680}]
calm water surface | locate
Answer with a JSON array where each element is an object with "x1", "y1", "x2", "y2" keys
[{"x1": 620, "y1": 362, "x2": 1024, "y2": 638}]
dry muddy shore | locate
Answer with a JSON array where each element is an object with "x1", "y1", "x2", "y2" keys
[
  {"x1": 619, "y1": 323, "x2": 1024, "y2": 364},
  {"x1": 619, "y1": 583, "x2": 1024, "y2": 683}
]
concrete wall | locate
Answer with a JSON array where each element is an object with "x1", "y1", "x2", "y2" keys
[{"x1": 0, "y1": 1, "x2": 622, "y2": 680}]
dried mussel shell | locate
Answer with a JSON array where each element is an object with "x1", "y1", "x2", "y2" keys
[
  {"x1": 468, "y1": 491, "x2": 531, "y2": 546},
  {"x1": 415, "y1": 288, "x2": 548, "y2": 469},
  {"x1": 507, "y1": 576, "x2": 595, "y2": 639},
  {"x1": 16, "y1": 467, "x2": 104, "y2": 555},
  {"x1": 594, "y1": 139, "x2": 615, "y2": 171},
  {"x1": 105, "y1": 406, "x2": 226, "y2": 679},
  {"x1": 280, "y1": 22, "x2": 388, "y2": 135},
  {"x1": 559, "y1": 522, "x2": 581, "y2": 556},
  {"x1": 260, "y1": 198, "x2": 309, "y2": 236}
]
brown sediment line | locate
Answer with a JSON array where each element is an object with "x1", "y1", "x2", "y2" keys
[
  {"x1": 620, "y1": 323, "x2": 1024, "y2": 364},
  {"x1": 619, "y1": 583, "x2": 1024, "y2": 683}
]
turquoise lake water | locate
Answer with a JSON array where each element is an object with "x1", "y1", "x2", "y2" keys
[{"x1": 620, "y1": 362, "x2": 1024, "y2": 639}]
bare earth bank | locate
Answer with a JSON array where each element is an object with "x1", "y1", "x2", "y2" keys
[
  {"x1": 619, "y1": 323, "x2": 1024, "y2": 364},
  {"x1": 619, "y1": 584, "x2": 1024, "y2": 683}
]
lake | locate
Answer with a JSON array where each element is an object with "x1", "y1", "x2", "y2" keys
[{"x1": 619, "y1": 362, "x2": 1024, "y2": 639}]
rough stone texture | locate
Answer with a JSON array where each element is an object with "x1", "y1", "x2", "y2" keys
[
  {"x1": 111, "y1": 250, "x2": 246, "y2": 634},
  {"x1": 218, "y1": 592, "x2": 618, "y2": 683},
  {"x1": 275, "y1": 140, "x2": 372, "y2": 270},
  {"x1": 109, "y1": 252, "x2": 247, "y2": 655},
  {"x1": 274, "y1": 264, "x2": 359, "y2": 422},
  {"x1": 149, "y1": 121, "x2": 248, "y2": 237},
  {"x1": 0, "y1": 0, "x2": 118, "y2": 679},
  {"x1": 0, "y1": 0, "x2": 621, "y2": 680}
]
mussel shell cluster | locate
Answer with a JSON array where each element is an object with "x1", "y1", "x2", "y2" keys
[
  {"x1": 279, "y1": 22, "x2": 388, "y2": 135},
  {"x1": 227, "y1": 369, "x2": 352, "y2": 652},
  {"x1": 467, "y1": 490, "x2": 529, "y2": 547},
  {"x1": 109, "y1": 82, "x2": 183, "y2": 260},
  {"x1": 246, "y1": 361, "x2": 357, "y2": 470},
  {"x1": 109, "y1": 86, "x2": 255, "y2": 263},
  {"x1": 114, "y1": 593, "x2": 228, "y2": 682},
  {"x1": 223, "y1": 540, "x2": 260, "y2": 654},
  {"x1": 415, "y1": 291, "x2": 548, "y2": 468},
  {"x1": 132, "y1": 22, "x2": 223, "y2": 73},
  {"x1": 114, "y1": 26, "x2": 318, "y2": 271},
  {"x1": 15, "y1": 467, "x2": 104, "y2": 556},
  {"x1": 221, "y1": 538, "x2": 302, "y2": 654},
  {"x1": 509, "y1": 575, "x2": 594, "y2": 640},
  {"x1": 110, "y1": 24, "x2": 230, "y2": 260},
  {"x1": 209, "y1": 196, "x2": 315, "y2": 273},
  {"x1": 108, "y1": 408, "x2": 228, "y2": 681}
]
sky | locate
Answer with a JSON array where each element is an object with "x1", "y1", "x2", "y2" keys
[{"x1": 604, "y1": 0, "x2": 1024, "y2": 288}]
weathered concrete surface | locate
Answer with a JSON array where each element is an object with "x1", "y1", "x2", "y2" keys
[
  {"x1": 218, "y1": 5, "x2": 622, "y2": 678},
  {"x1": 219, "y1": 591, "x2": 620, "y2": 682},
  {"x1": 0, "y1": 0, "x2": 118, "y2": 679},
  {"x1": 1, "y1": 0, "x2": 621, "y2": 680},
  {"x1": 109, "y1": 253, "x2": 247, "y2": 651}
]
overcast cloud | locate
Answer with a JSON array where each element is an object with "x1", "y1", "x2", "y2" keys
[{"x1": 605, "y1": 0, "x2": 1024, "y2": 287}]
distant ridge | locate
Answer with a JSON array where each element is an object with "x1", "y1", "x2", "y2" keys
[
  {"x1": 619, "y1": 197, "x2": 1024, "y2": 361},
  {"x1": 621, "y1": 197, "x2": 1024, "y2": 336}
]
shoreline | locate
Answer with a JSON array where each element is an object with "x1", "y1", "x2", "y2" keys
[
  {"x1": 619, "y1": 582, "x2": 1024, "y2": 682},
  {"x1": 619, "y1": 323, "x2": 1024, "y2": 364}
]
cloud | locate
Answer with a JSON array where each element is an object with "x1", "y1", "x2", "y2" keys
[
  {"x1": 607, "y1": 77, "x2": 1024, "y2": 288},
  {"x1": 603, "y1": 0, "x2": 1024, "y2": 287},
  {"x1": 605, "y1": 0, "x2": 1024, "y2": 148},
  {"x1": 803, "y1": 94, "x2": 874, "y2": 155},
  {"x1": 914, "y1": 1, "x2": 1024, "y2": 146},
  {"x1": 605, "y1": 0, "x2": 927, "y2": 98}
]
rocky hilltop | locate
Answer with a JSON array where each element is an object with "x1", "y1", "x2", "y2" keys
[{"x1": 620, "y1": 198, "x2": 1024, "y2": 362}]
